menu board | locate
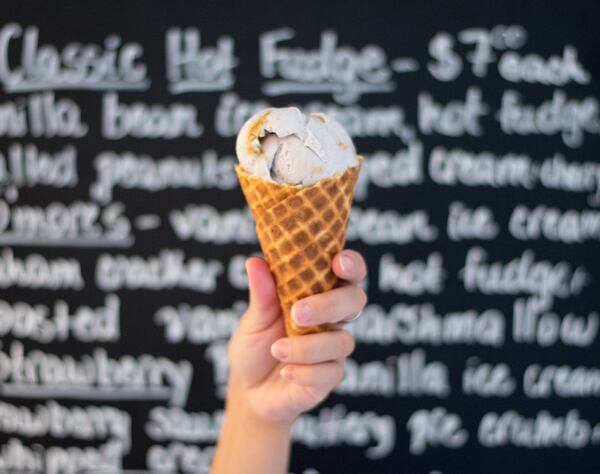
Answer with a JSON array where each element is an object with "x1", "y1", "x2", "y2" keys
[{"x1": 0, "y1": 1, "x2": 599, "y2": 473}]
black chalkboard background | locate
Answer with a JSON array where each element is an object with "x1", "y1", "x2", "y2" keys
[{"x1": 0, "y1": 1, "x2": 599, "y2": 473}]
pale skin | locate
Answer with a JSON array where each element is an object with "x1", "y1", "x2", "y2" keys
[{"x1": 211, "y1": 249, "x2": 368, "y2": 474}]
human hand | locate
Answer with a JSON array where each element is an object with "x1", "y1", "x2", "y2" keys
[{"x1": 227, "y1": 249, "x2": 367, "y2": 426}]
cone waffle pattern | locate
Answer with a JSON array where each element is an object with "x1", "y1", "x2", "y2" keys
[{"x1": 236, "y1": 158, "x2": 362, "y2": 336}]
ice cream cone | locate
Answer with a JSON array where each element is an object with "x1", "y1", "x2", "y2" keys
[{"x1": 236, "y1": 156, "x2": 362, "y2": 336}]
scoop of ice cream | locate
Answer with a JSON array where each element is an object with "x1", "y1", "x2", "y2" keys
[{"x1": 236, "y1": 107, "x2": 357, "y2": 185}]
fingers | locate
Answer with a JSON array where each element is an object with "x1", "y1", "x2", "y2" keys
[
  {"x1": 332, "y1": 249, "x2": 367, "y2": 284},
  {"x1": 280, "y1": 361, "x2": 345, "y2": 389},
  {"x1": 271, "y1": 330, "x2": 355, "y2": 364},
  {"x1": 238, "y1": 257, "x2": 280, "y2": 334},
  {"x1": 289, "y1": 249, "x2": 367, "y2": 327},
  {"x1": 291, "y1": 284, "x2": 367, "y2": 326}
]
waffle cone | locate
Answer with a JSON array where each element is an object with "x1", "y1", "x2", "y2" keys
[{"x1": 236, "y1": 157, "x2": 362, "y2": 336}]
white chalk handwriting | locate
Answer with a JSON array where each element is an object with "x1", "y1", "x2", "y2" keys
[
  {"x1": 260, "y1": 28, "x2": 394, "y2": 104},
  {"x1": 478, "y1": 410, "x2": 594, "y2": 448},
  {"x1": 155, "y1": 300, "x2": 245, "y2": 344},
  {"x1": 0, "y1": 437, "x2": 126, "y2": 474},
  {"x1": 407, "y1": 407, "x2": 468, "y2": 455},
  {"x1": 166, "y1": 28, "x2": 236, "y2": 94},
  {"x1": 169, "y1": 205, "x2": 256, "y2": 244},
  {"x1": 0, "y1": 294, "x2": 120, "y2": 343},
  {"x1": 95, "y1": 249, "x2": 223, "y2": 292},
  {"x1": 0, "y1": 248, "x2": 83, "y2": 289},
  {"x1": 0, "y1": 400, "x2": 130, "y2": 448},
  {"x1": 378, "y1": 253, "x2": 445, "y2": 295},
  {"x1": 459, "y1": 247, "x2": 589, "y2": 306},
  {"x1": 0, "y1": 143, "x2": 77, "y2": 196},
  {"x1": 336, "y1": 349, "x2": 450, "y2": 398},
  {"x1": 0, "y1": 92, "x2": 88, "y2": 138},
  {"x1": 0, "y1": 24, "x2": 148, "y2": 92},
  {"x1": 102, "y1": 92, "x2": 203, "y2": 139},
  {"x1": 0, "y1": 341, "x2": 192, "y2": 406},
  {"x1": 292, "y1": 404, "x2": 396, "y2": 459},
  {"x1": 347, "y1": 302, "x2": 505, "y2": 347},
  {"x1": 90, "y1": 149, "x2": 236, "y2": 203},
  {"x1": 0, "y1": 200, "x2": 132, "y2": 247}
]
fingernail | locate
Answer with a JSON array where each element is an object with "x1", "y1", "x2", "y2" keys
[
  {"x1": 271, "y1": 339, "x2": 290, "y2": 360},
  {"x1": 280, "y1": 366, "x2": 294, "y2": 380},
  {"x1": 340, "y1": 253, "x2": 354, "y2": 273},
  {"x1": 292, "y1": 302, "x2": 313, "y2": 325}
]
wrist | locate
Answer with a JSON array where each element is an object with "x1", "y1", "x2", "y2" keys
[{"x1": 212, "y1": 372, "x2": 293, "y2": 474}]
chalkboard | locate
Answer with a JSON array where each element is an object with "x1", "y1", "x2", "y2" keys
[{"x1": 0, "y1": 1, "x2": 599, "y2": 473}]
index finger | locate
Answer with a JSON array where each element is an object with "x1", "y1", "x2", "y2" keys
[{"x1": 332, "y1": 249, "x2": 367, "y2": 284}]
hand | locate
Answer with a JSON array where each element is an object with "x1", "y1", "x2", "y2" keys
[{"x1": 227, "y1": 249, "x2": 367, "y2": 426}]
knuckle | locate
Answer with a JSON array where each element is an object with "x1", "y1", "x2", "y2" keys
[
  {"x1": 290, "y1": 339, "x2": 305, "y2": 362},
  {"x1": 356, "y1": 286, "x2": 368, "y2": 307},
  {"x1": 339, "y1": 332, "x2": 355, "y2": 356},
  {"x1": 315, "y1": 294, "x2": 336, "y2": 321},
  {"x1": 325, "y1": 292, "x2": 340, "y2": 314},
  {"x1": 310, "y1": 387, "x2": 328, "y2": 405},
  {"x1": 334, "y1": 363, "x2": 345, "y2": 384},
  {"x1": 226, "y1": 336, "x2": 238, "y2": 361},
  {"x1": 226, "y1": 338, "x2": 243, "y2": 375},
  {"x1": 302, "y1": 369, "x2": 319, "y2": 387}
]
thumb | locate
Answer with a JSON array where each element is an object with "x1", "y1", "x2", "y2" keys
[{"x1": 238, "y1": 257, "x2": 281, "y2": 334}]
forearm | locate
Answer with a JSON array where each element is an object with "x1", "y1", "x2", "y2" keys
[{"x1": 211, "y1": 373, "x2": 293, "y2": 474}]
